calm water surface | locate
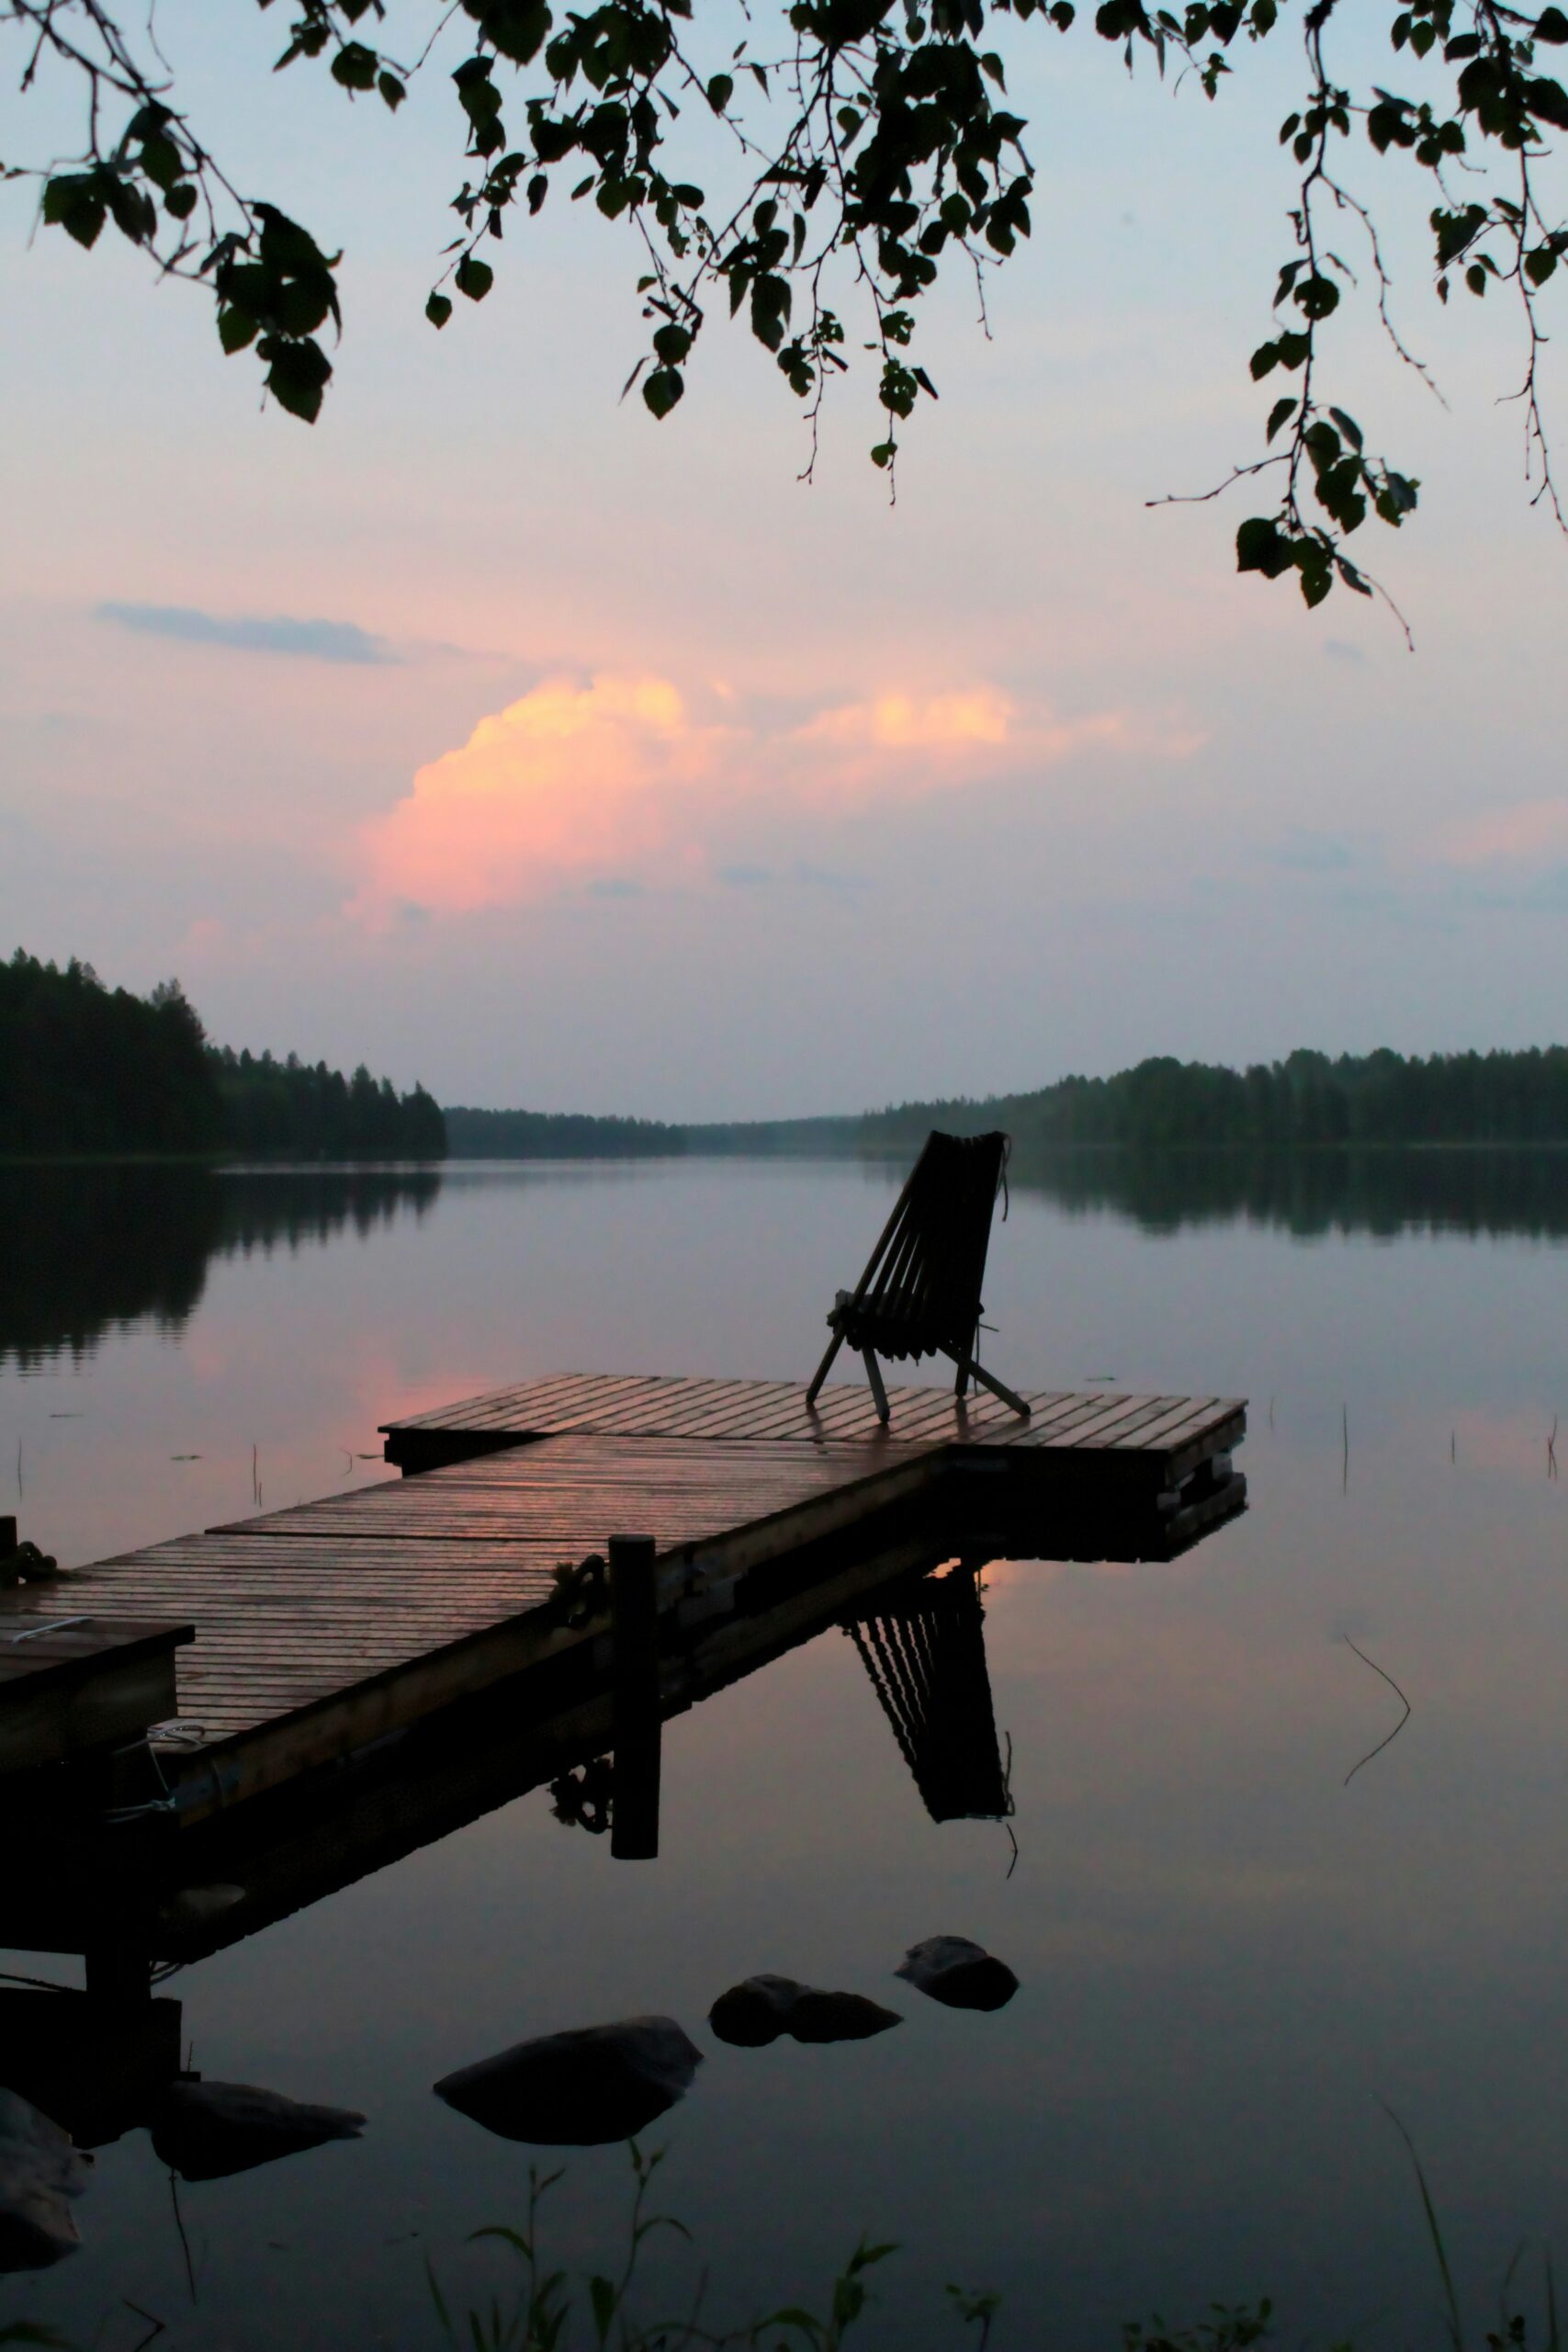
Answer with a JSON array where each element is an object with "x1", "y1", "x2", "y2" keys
[{"x1": 3, "y1": 1154, "x2": 1568, "y2": 2350}]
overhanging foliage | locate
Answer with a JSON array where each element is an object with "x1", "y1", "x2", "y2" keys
[{"x1": 6, "y1": 0, "x2": 1567, "y2": 618}]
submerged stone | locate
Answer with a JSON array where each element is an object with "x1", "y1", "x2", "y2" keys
[
  {"x1": 708, "y1": 1977, "x2": 900, "y2": 2047},
  {"x1": 707, "y1": 1975, "x2": 810, "y2": 2047},
  {"x1": 434, "y1": 2017, "x2": 702, "y2": 2146},
  {"x1": 151, "y1": 2080, "x2": 366, "y2": 2181},
  {"x1": 895, "y1": 1937, "x2": 1019, "y2": 2011},
  {"x1": 0, "y1": 2087, "x2": 92, "y2": 2271},
  {"x1": 786, "y1": 1990, "x2": 902, "y2": 2043}
]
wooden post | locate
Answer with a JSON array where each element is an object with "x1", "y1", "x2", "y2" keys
[
  {"x1": 84, "y1": 1939, "x2": 152, "y2": 2008},
  {"x1": 608, "y1": 1535, "x2": 661, "y2": 1861}
]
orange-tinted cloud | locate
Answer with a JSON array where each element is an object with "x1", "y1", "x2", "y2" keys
[
  {"x1": 800, "y1": 690, "x2": 1204, "y2": 775},
  {"x1": 801, "y1": 686, "x2": 1014, "y2": 751},
  {"x1": 353, "y1": 673, "x2": 725, "y2": 918},
  {"x1": 352, "y1": 669, "x2": 1203, "y2": 918},
  {"x1": 1438, "y1": 798, "x2": 1568, "y2": 867}
]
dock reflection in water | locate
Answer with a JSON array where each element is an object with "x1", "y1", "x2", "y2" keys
[{"x1": 1, "y1": 1522, "x2": 1097, "y2": 2199}]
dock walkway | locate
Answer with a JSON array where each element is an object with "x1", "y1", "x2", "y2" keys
[
  {"x1": 382, "y1": 1371, "x2": 1242, "y2": 1477},
  {"x1": 1, "y1": 1375, "x2": 1245, "y2": 1829}
]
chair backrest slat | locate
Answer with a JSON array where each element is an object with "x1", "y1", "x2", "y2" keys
[
  {"x1": 844, "y1": 1159, "x2": 926, "y2": 1312},
  {"x1": 842, "y1": 1131, "x2": 1008, "y2": 1363}
]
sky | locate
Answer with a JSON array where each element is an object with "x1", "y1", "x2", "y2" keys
[{"x1": 3, "y1": 4, "x2": 1566, "y2": 1118}]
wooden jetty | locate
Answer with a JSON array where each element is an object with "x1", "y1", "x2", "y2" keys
[{"x1": 1, "y1": 1374, "x2": 1246, "y2": 1859}]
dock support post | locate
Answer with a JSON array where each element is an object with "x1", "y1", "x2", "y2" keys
[
  {"x1": 608, "y1": 1535, "x2": 661, "y2": 1862},
  {"x1": 85, "y1": 1939, "x2": 152, "y2": 2007}
]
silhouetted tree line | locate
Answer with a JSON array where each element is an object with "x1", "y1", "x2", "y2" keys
[
  {"x1": 444, "y1": 1106, "x2": 862, "y2": 1158},
  {"x1": 1, "y1": 949, "x2": 220, "y2": 1153},
  {"x1": 215, "y1": 1047, "x2": 446, "y2": 1160},
  {"x1": 452, "y1": 1046, "x2": 1568, "y2": 1162},
  {"x1": 862, "y1": 1046, "x2": 1568, "y2": 1153},
  {"x1": 1, "y1": 950, "x2": 446, "y2": 1159},
  {"x1": 444, "y1": 1106, "x2": 683, "y2": 1159}
]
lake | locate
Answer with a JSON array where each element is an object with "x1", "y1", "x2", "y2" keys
[{"x1": 3, "y1": 1150, "x2": 1567, "y2": 2351}]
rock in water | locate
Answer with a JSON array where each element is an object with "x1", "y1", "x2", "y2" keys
[
  {"x1": 707, "y1": 1976, "x2": 811, "y2": 2047},
  {"x1": 151, "y1": 2081, "x2": 366, "y2": 2181},
  {"x1": 434, "y1": 2018, "x2": 702, "y2": 2146},
  {"x1": 708, "y1": 1978, "x2": 900, "y2": 2047},
  {"x1": 895, "y1": 1937, "x2": 1019, "y2": 2011},
  {"x1": 0, "y1": 2088, "x2": 92, "y2": 2271},
  {"x1": 786, "y1": 1990, "x2": 901, "y2": 2043}
]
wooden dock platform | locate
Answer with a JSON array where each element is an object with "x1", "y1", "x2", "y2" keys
[
  {"x1": 1, "y1": 1375, "x2": 1245, "y2": 1843},
  {"x1": 382, "y1": 1372, "x2": 1244, "y2": 1483}
]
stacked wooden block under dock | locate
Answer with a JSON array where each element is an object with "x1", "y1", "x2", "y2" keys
[{"x1": 0, "y1": 1374, "x2": 1246, "y2": 1830}]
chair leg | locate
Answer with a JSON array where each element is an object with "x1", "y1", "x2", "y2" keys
[
  {"x1": 948, "y1": 1351, "x2": 1031, "y2": 1417},
  {"x1": 806, "y1": 1327, "x2": 844, "y2": 1408},
  {"x1": 861, "y1": 1346, "x2": 891, "y2": 1425}
]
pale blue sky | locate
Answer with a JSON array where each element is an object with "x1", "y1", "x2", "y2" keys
[{"x1": 2, "y1": 3, "x2": 1564, "y2": 1115}]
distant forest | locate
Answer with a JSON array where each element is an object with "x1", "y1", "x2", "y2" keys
[
  {"x1": 444, "y1": 1106, "x2": 857, "y2": 1159},
  {"x1": 2, "y1": 950, "x2": 446, "y2": 1159},
  {"x1": 862, "y1": 1046, "x2": 1568, "y2": 1152},
  {"x1": 12, "y1": 946, "x2": 1566, "y2": 1164},
  {"x1": 444, "y1": 1106, "x2": 682, "y2": 1159},
  {"x1": 452, "y1": 1046, "x2": 1568, "y2": 1159}
]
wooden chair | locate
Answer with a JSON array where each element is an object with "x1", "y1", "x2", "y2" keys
[{"x1": 806, "y1": 1130, "x2": 1030, "y2": 1424}]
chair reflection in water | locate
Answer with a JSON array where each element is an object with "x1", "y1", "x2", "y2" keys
[
  {"x1": 847, "y1": 1565, "x2": 1013, "y2": 1824},
  {"x1": 547, "y1": 1560, "x2": 1013, "y2": 1854}
]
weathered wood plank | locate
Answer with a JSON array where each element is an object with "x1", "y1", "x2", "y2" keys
[{"x1": 1052, "y1": 1395, "x2": 1187, "y2": 1449}]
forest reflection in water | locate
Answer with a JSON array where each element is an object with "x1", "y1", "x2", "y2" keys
[
  {"x1": 5, "y1": 1147, "x2": 1568, "y2": 1373},
  {"x1": 0, "y1": 1164, "x2": 442, "y2": 1366},
  {"x1": 1010, "y1": 1142, "x2": 1568, "y2": 1238}
]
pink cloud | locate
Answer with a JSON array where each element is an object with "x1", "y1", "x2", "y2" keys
[
  {"x1": 790, "y1": 688, "x2": 1201, "y2": 795},
  {"x1": 800, "y1": 687, "x2": 1015, "y2": 751},
  {"x1": 352, "y1": 673, "x2": 728, "y2": 919},
  {"x1": 351, "y1": 670, "x2": 1204, "y2": 919},
  {"x1": 1438, "y1": 799, "x2": 1568, "y2": 867}
]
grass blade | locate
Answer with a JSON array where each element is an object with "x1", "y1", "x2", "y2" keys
[
  {"x1": 1382, "y1": 2103, "x2": 1464, "y2": 2352},
  {"x1": 1548, "y1": 2251, "x2": 1561, "y2": 2352}
]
